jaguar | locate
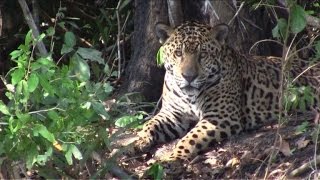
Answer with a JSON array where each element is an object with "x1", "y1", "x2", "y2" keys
[{"x1": 130, "y1": 21, "x2": 320, "y2": 174}]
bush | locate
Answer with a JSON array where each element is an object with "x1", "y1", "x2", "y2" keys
[{"x1": 0, "y1": 30, "x2": 113, "y2": 177}]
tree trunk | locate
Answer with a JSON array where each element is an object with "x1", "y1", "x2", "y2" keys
[{"x1": 119, "y1": 0, "x2": 168, "y2": 101}]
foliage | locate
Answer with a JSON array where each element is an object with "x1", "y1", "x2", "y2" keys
[
  {"x1": 0, "y1": 29, "x2": 113, "y2": 176},
  {"x1": 283, "y1": 85, "x2": 315, "y2": 112},
  {"x1": 267, "y1": 1, "x2": 320, "y2": 113},
  {"x1": 156, "y1": 46, "x2": 165, "y2": 66},
  {"x1": 115, "y1": 112, "x2": 144, "y2": 128},
  {"x1": 271, "y1": 1, "x2": 307, "y2": 40},
  {"x1": 146, "y1": 163, "x2": 164, "y2": 180},
  {"x1": 295, "y1": 121, "x2": 309, "y2": 135}
]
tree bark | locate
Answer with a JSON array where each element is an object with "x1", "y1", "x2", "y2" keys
[{"x1": 120, "y1": 0, "x2": 168, "y2": 101}]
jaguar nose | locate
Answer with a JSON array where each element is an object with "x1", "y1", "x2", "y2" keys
[{"x1": 182, "y1": 73, "x2": 197, "y2": 83}]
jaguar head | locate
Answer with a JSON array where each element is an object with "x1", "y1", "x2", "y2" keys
[{"x1": 156, "y1": 22, "x2": 229, "y2": 93}]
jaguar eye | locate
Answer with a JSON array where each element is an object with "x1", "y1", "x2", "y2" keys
[{"x1": 175, "y1": 50, "x2": 182, "y2": 57}]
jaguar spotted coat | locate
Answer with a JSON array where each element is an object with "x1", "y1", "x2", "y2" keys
[{"x1": 131, "y1": 22, "x2": 320, "y2": 172}]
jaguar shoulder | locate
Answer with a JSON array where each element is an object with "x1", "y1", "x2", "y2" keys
[{"x1": 131, "y1": 21, "x2": 320, "y2": 174}]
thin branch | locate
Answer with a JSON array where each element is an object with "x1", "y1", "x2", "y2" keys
[
  {"x1": 116, "y1": 0, "x2": 122, "y2": 80},
  {"x1": 249, "y1": 39, "x2": 284, "y2": 55},
  {"x1": 228, "y1": 1, "x2": 245, "y2": 25},
  {"x1": 28, "y1": 106, "x2": 65, "y2": 114},
  {"x1": 18, "y1": 0, "x2": 48, "y2": 56},
  {"x1": 291, "y1": 62, "x2": 320, "y2": 83}
]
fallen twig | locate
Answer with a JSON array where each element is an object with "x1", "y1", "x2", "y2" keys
[{"x1": 289, "y1": 155, "x2": 320, "y2": 177}]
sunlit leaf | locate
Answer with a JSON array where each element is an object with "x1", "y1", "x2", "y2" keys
[
  {"x1": 0, "y1": 100, "x2": 10, "y2": 115},
  {"x1": 70, "y1": 144, "x2": 82, "y2": 160},
  {"x1": 33, "y1": 124, "x2": 55, "y2": 143},
  {"x1": 11, "y1": 68, "x2": 25, "y2": 85},
  {"x1": 70, "y1": 54, "x2": 90, "y2": 81},
  {"x1": 64, "y1": 144, "x2": 83, "y2": 165},
  {"x1": 27, "y1": 73, "x2": 39, "y2": 92},
  {"x1": 147, "y1": 164, "x2": 164, "y2": 180},
  {"x1": 115, "y1": 115, "x2": 141, "y2": 127},
  {"x1": 156, "y1": 46, "x2": 165, "y2": 66},
  {"x1": 25, "y1": 30, "x2": 33, "y2": 46},
  {"x1": 10, "y1": 50, "x2": 23, "y2": 60}
]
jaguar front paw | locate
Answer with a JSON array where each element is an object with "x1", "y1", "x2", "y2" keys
[
  {"x1": 159, "y1": 157, "x2": 185, "y2": 177},
  {"x1": 124, "y1": 137, "x2": 153, "y2": 156}
]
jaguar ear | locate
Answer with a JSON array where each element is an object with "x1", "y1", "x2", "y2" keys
[
  {"x1": 155, "y1": 23, "x2": 174, "y2": 44},
  {"x1": 211, "y1": 24, "x2": 229, "y2": 45}
]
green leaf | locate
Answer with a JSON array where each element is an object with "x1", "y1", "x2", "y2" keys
[
  {"x1": 10, "y1": 50, "x2": 23, "y2": 60},
  {"x1": 156, "y1": 46, "x2": 165, "y2": 66},
  {"x1": 76, "y1": 48, "x2": 104, "y2": 64},
  {"x1": 147, "y1": 164, "x2": 164, "y2": 180},
  {"x1": 39, "y1": 75, "x2": 55, "y2": 95},
  {"x1": 47, "y1": 110, "x2": 60, "y2": 121},
  {"x1": 272, "y1": 18, "x2": 288, "y2": 39},
  {"x1": 37, "y1": 57, "x2": 55, "y2": 67},
  {"x1": 290, "y1": 4, "x2": 306, "y2": 34},
  {"x1": 111, "y1": 71, "x2": 118, "y2": 77},
  {"x1": 46, "y1": 27, "x2": 55, "y2": 36},
  {"x1": 27, "y1": 73, "x2": 39, "y2": 92},
  {"x1": 11, "y1": 68, "x2": 25, "y2": 85},
  {"x1": 26, "y1": 145, "x2": 38, "y2": 169},
  {"x1": 20, "y1": 80, "x2": 29, "y2": 103},
  {"x1": 70, "y1": 144, "x2": 83, "y2": 160},
  {"x1": 70, "y1": 54, "x2": 90, "y2": 81},
  {"x1": 37, "y1": 33, "x2": 46, "y2": 42},
  {"x1": 64, "y1": 144, "x2": 83, "y2": 165},
  {"x1": 61, "y1": 44, "x2": 74, "y2": 54},
  {"x1": 115, "y1": 115, "x2": 140, "y2": 127},
  {"x1": 64, "y1": 31, "x2": 76, "y2": 48},
  {"x1": 17, "y1": 113, "x2": 31, "y2": 124},
  {"x1": 36, "y1": 149, "x2": 52, "y2": 166},
  {"x1": 103, "y1": 64, "x2": 110, "y2": 74},
  {"x1": 103, "y1": 83, "x2": 113, "y2": 94},
  {"x1": 33, "y1": 124, "x2": 55, "y2": 143},
  {"x1": 25, "y1": 30, "x2": 33, "y2": 46},
  {"x1": 92, "y1": 102, "x2": 110, "y2": 120},
  {"x1": 64, "y1": 145, "x2": 73, "y2": 165},
  {"x1": 0, "y1": 100, "x2": 10, "y2": 115},
  {"x1": 295, "y1": 121, "x2": 309, "y2": 134}
]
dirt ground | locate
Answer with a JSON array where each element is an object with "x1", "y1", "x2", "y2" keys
[
  {"x1": 4, "y1": 112, "x2": 320, "y2": 179},
  {"x1": 117, "y1": 112, "x2": 320, "y2": 179}
]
